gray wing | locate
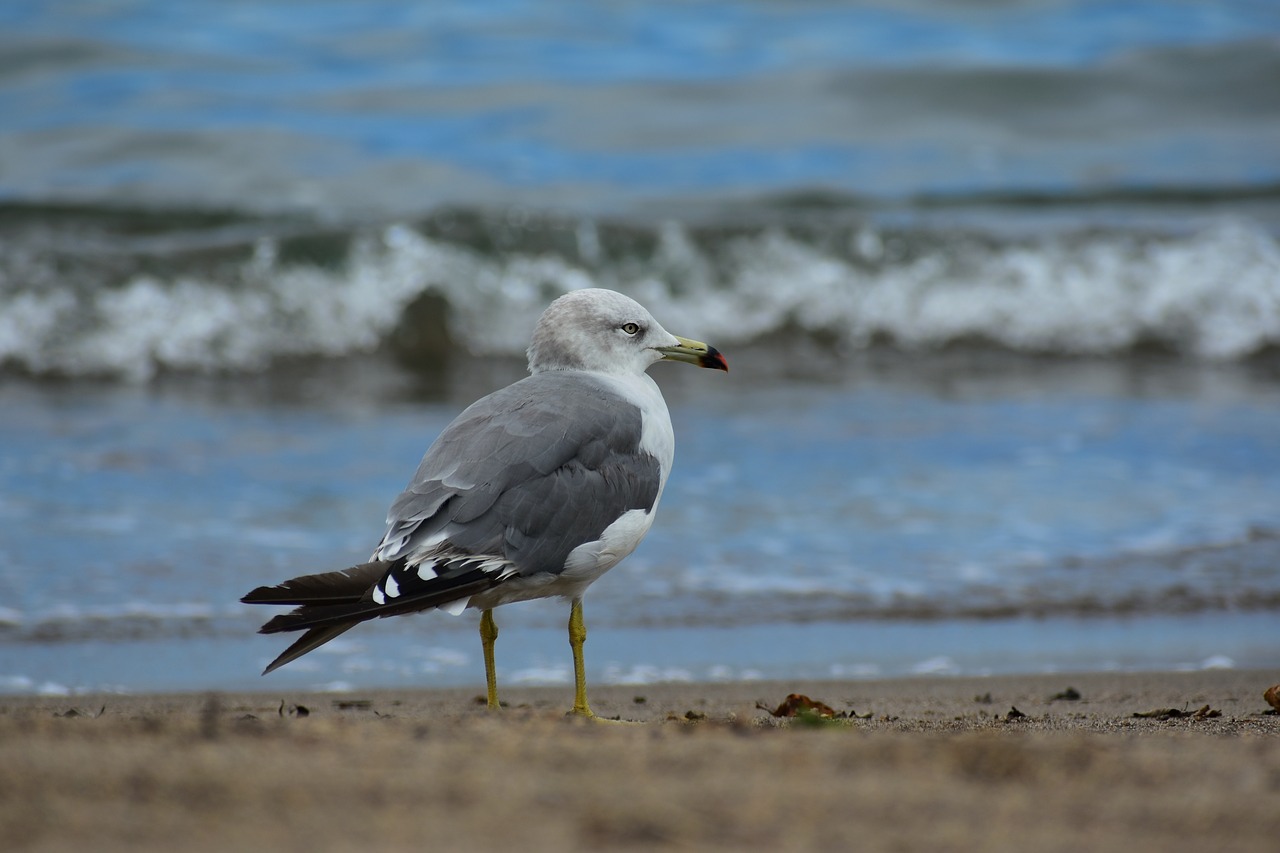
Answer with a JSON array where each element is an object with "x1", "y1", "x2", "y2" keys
[{"x1": 375, "y1": 372, "x2": 662, "y2": 578}]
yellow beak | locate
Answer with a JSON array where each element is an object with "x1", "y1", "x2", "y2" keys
[{"x1": 656, "y1": 335, "x2": 728, "y2": 371}]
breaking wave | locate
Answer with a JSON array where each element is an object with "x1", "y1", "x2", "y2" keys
[{"x1": 1, "y1": 204, "x2": 1277, "y2": 381}]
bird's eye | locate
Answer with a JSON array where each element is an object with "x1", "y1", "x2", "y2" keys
[{"x1": 620, "y1": 322, "x2": 641, "y2": 335}]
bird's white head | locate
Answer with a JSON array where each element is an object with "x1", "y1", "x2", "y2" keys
[{"x1": 527, "y1": 288, "x2": 727, "y2": 376}]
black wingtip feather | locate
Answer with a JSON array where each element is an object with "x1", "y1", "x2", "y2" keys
[
  {"x1": 241, "y1": 561, "x2": 390, "y2": 606},
  {"x1": 255, "y1": 570, "x2": 500, "y2": 635},
  {"x1": 246, "y1": 558, "x2": 507, "y2": 673}
]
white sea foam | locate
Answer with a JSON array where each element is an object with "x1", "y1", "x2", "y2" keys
[
  {"x1": 829, "y1": 663, "x2": 882, "y2": 679},
  {"x1": 2, "y1": 217, "x2": 1276, "y2": 380},
  {"x1": 311, "y1": 680, "x2": 355, "y2": 692},
  {"x1": 406, "y1": 646, "x2": 469, "y2": 668},
  {"x1": 601, "y1": 664, "x2": 695, "y2": 685},
  {"x1": 510, "y1": 663, "x2": 572, "y2": 684},
  {"x1": 703, "y1": 218, "x2": 1280, "y2": 359},
  {"x1": 0, "y1": 675, "x2": 35, "y2": 691},
  {"x1": 34, "y1": 601, "x2": 216, "y2": 622},
  {"x1": 910, "y1": 656, "x2": 961, "y2": 676},
  {"x1": 35, "y1": 681, "x2": 72, "y2": 697}
]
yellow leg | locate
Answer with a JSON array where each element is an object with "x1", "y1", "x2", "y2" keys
[
  {"x1": 480, "y1": 609, "x2": 500, "y2": 710},
  {"x1": 568, "y1": 598, "x2": 595, "y2": 718}
]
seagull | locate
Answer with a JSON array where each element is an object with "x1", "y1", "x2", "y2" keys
[{"x1": 242, "y1": 288, "x2": 727, "y2": 717}]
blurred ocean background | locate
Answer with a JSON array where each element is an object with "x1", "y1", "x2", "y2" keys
[{"x1": 1, "y1": 1, "x2": 1278, "y2": 695}]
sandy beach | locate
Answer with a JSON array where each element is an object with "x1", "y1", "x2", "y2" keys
[
  {"x1": 6, "y1": 7, "x2": 1280, "y2": 853},
  {"x1": 3, "y1": 668, "x2": 1278, "y2": 852}
]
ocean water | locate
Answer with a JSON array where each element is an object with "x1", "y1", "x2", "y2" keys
[{"x1": 1, "y1": 1, "x2": 1278, "y2": 695}]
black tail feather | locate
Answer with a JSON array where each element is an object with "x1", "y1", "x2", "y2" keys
[
  {"x1": 243, "y1": 559, "x2": 504, "y2": 673},
  {"x1": 241, "y1": 560, "x2": 389, "y2": 606},
  {"x1": 261, "y1": 623, "x2": 358, "y2": 675}
]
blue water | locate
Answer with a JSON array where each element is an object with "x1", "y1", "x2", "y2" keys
[
  {"x1": 5, "y1": 612, "x2": 1274, "y2": 697},
  {"x1": 1, "y1": 1, "x2": 1278, "y2": 694},
  {"x1": 3, "y1": 1, "x2": 1279, "y2": 209},
  {"x1": 2, "y1": 356, "x2": 1278, "y2": 694}
]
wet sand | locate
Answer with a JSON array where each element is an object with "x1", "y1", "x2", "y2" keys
[{"x1": 3, "y1": 668, "x2": 1278, "y2": 852}]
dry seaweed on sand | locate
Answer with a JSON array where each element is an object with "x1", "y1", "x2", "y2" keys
[
  {"x1": 757, "y1": 693, "x2": 839, "y2": 719},
  {"x1": 1132, "y1": 705, "x2": 1221, "y2": 721}
]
